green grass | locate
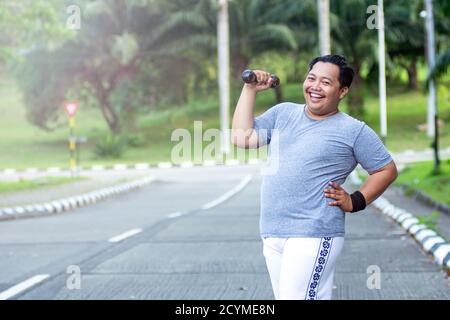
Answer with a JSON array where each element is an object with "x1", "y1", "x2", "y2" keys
[
  {"x1": 416, "y1": 211, "x2": 441, "y2": 234},
  {"x1": 0, "y1": 176, "x2": 87, "y2": 193},
  {"x1": 0, "y1": 74, "x2": 449, "y2": 169},
  {"x1": 394, "y1": 159, "x2": 450, "y2": 206},
  {"x1": 356, "y1": 86, "x2": 450, "y2": 153}
]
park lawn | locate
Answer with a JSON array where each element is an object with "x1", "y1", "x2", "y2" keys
[
  {"x1": 394, "y1": 159, "x2": 450, "y2": 207},
  {"x1": 359, "y1": 86, "x2": 450, "y2": 153},
  {"x1": 0, "y1": 176, "x2": 86, "y2": 193},
  {"x1": 0, "y1": 74, "x2": 449, "y2": 169}
]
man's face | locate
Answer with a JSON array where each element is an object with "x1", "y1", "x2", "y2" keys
[{"x1": 303, "y1": 61, "x2": 349, "y2": 115}]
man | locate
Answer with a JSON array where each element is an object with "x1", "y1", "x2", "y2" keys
[{"x1": 231, "y1": 54, "x2": 398, "y2": 300}]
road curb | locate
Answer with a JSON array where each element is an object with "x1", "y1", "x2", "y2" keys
[
  {"x1": 0, "y1": 175, "x2": 156, "y2": 221},
  {"x1": 398, "y1": 184, "x2": 450, "y2": 215},
  {"x1": 349, "y1": 171, "x2": 450, "y2": 270},
  {"x1": 2, "y1": 145, "x2": 450, "y2": 175},
  {"x1": 0, "y1": 158, "x2": 264, "y2": 175}
]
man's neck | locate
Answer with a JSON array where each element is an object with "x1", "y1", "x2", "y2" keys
[{"x1": 305, "y1": 105, "x2": 339, "y2": 120}]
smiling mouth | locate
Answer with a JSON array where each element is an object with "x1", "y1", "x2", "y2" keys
[{"x1": 308, "y1": 92, "x2": 325, "y2": 102}]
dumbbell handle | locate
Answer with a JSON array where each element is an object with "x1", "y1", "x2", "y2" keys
[{"x1": 241, "y1": 69, "x2": 280, "y2": 88}]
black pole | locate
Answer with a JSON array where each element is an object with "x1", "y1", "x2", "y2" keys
[
  {"x1": 70, "y1": 125, "x2": 75, "y2": 178},
  {"x1": 433, "y1": 113, "x2": 440, "y2": 174},
  {"x1": 76, "y1": 137, "x2": 80, "y2": 176}
]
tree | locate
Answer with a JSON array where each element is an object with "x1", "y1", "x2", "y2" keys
[
  {"x1": 143, "y1": 0, "x2": 217, "y2": 105},
  {"x1": 228, "y1": 0, "x2": 302, "y2": 102},
  {"x1": 13, "y1": 0, "x2": 217, "y2": 133},
  {"x1": 0, "y1": 0, "x2": 72, "y2": 67},
  {"x1": 425, "y1": 0, "x2": 450, "y2": 86},
  {"x1": 384, "y1": 0, "x2": 424, "y2": 90},
  {"x1": 381, "y1": 0, "x2": 449, "y2": 91},
  {"x1": 426, "y1": 48, "x2": 450, "y2": 85},
  {"x1": 330, "y1": 0, "x2": 378, "y2": 118},
  {"x1": 15, "y1": 0, "x2": 146, "y2": 133}
]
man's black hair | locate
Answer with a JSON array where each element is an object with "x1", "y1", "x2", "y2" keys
[{"x1": 308, "y1": 55, "x2": 354, "y2": 88}]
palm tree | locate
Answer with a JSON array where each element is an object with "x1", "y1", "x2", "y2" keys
[
  {"x1": 230, "y1": 0, "x2": 315, "y2": 101},
  {"x1": 330, "y1": 0, "x2": 377, "y2": 117},
  {"x1": 383, "y1": 0, "x2": 426, "y2": 91},
  {"x1": 144, "y1": 0, "x2": 218, "y2": 103},
  {"x1": 425, "y1": 0, "x2": 450, "y2": 87},
  {"x1": 14, "y1": 0, "x2": 218, "y2": 133},
  {"x1": 426, "y1": 48, "x2": 450, "y2": 86}
]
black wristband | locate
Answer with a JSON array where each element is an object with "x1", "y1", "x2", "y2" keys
[{"x1": 350, "y1": 191, "x2": 366, "y2": 213}]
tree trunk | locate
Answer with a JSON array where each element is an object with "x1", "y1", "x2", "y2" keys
[
  {"x1": 90, "y1": 75, "x2": 120, "y2": 134},
  {"x1": 231, "y1": 53, "x2": 249, "y2": 82},
  {"x1": 347, "y1": 62, "x2": 365, "y2": 119},
  {"x1": 274, "y1": 85, "x2": 283, "y2": 103},
  {"x1": 399, "y1": 58, "x2": 418, "y2": 90},
  {"x1": 99, "y1": 95, "x2": 120, "y2": 134},
  {"x1": 407, "y1": 59, "x2": 418, "y2": 90}
]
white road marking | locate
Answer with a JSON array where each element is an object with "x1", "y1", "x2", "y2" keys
[
  {"x1": 0, "y1": 274, "x2": 49, "y2": 300},
  {"x1": 167, "y1": 211, "x2": 186, "y2": 219},
  {"x1": 108, "y1": 228, "x2": 142, "y2": 243},
  {"x1": 158, "y1": 162, "x2": 173, "y2": 168},
  {"x1": 201, "y1": 174, "x2": 253, "y2": 210}
]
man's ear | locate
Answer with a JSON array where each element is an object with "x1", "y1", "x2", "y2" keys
[{"x1": 339, "y1": 86, "x2": 349, "y2": 100}]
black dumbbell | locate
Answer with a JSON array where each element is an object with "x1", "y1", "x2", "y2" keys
[{"x1": 241, "y1": 69, "x2": 280, "y2": 88}]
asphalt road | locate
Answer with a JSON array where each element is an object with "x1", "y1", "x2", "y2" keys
[{"x1": 0, "y1": 165, "x2": 448, "y2": 300}]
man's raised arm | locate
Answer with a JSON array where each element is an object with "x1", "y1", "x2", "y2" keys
[{"x1": 231, "y1": 70, "x2": 273, "y2": 149}]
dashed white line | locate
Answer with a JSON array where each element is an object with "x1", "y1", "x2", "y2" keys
[
  {"x1": 109, "y1": 175, "x2": 252, "y2": 238},
  {"x1": 108, "y1": 228, "x2": 142, "y2": 243},
  {"x1": 201, "y1": 174, "x2": 253, "y2": 210},
  {"x1": 0, "y1": 274, "x2": 49, "y2": 300},
  {"x1": 167, "y1": 211, "x2": 186, "y2": 219}
]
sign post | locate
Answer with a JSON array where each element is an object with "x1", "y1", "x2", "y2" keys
[{"x1": 64, "y1": 102, "x2": 79, "y2": 176}]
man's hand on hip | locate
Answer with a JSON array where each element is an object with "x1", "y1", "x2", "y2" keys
[{"x1": 324, "y1": 181, "x2": 353, "y2": 212}]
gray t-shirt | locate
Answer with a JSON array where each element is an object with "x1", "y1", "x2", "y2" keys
[{"x1": 253, "y1": 102, "x2": 393, "y2": 238}]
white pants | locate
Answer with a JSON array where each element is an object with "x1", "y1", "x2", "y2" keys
[{"x1": 262, "y1": 236, "x2": 345, "y2": 300}]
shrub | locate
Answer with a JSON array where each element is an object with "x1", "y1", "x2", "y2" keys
[
  {"x1": 124, "y1": 133, "x2": 146, "y2": 148},
  {"x1": 93, "y1": 134, "x2": 127, "y2": 159}
]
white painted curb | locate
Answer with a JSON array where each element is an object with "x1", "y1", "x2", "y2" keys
[
  {"x1": 0, "y1": 176, "x2": 156, "y2": 221},
  {"x1": 350, "y1": 168, "x2": 449, "y2": 270},
  {"x1": 1, "y1": 157, "x2": 276, "y2": 175}
]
